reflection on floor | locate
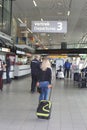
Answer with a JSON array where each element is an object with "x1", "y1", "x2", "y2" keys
[{"x1": 0, "y1": 72, "x2": 87, "y2": 130}]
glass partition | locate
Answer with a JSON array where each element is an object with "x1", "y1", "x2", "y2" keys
[{"x1": 0, "y1": 0, "x2": 12, "y2": 35}]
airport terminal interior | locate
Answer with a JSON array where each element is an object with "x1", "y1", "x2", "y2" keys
[
  {"x1": 1, "y1": 70, "x2": 87, "y2": 130},
  {"x1": 1, "y1": 0, "x2": 87, "y2": 130}
]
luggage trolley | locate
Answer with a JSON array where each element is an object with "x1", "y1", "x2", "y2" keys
[{"x1": 56, "y1": 59, "x2": 64, "y2": 79}]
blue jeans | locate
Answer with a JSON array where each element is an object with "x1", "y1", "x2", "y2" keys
[{"x1": 39, "y1": 87, "x2": 49, "y2": 101}]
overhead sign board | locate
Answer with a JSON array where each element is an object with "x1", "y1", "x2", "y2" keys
[
  {"x1": 31, "y1": 21, "x2": 67, "y2": 33},
  {"x1": 2, "y1": 48, "x2": 10, "y2": 52},
  {"x1": 16, "y1": 50, "x2": 25, "y2": 55}
]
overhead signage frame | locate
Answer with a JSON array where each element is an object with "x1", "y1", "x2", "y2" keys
[{"x1": 31, "y1": 21, "x2": 67, "y2": 33}]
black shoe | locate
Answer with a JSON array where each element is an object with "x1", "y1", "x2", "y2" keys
[
  {"x1": 0, "y1": 88, "x2": 3, "y2": 91},
  {"x1": 6, "y1": 81, "x2": 11, "y2": 84},
  {"x1": 31, "y1": 90, "x2": 36, "y2": 94}
]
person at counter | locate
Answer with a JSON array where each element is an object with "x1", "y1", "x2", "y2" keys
[
  {"x1": 6, "y1": 57, "x2": 11, "y2": 83},
  {"x1": 30, "y1": 55, "x2": 41, "y2": 93}
]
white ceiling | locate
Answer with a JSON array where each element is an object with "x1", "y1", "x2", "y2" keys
[{"x1": 12, "y1": 0, "x2": 87, "y2": 49}]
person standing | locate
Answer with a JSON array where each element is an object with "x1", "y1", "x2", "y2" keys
[
  {"x1": 30, "y1": 55, "x2": 41, "y2": 93},
  {"x1": 0, "y1": 59, "x2": 5, "y2": 91},
  {"x1": 6, "y1": 56, "x2": 11, "y2": 83},
  {"x1": 64, "y1": 59, "x2": 71, "y2": 78},
  {"x1": 36, "y1": 57, "x2": 52, "y2": 101}
]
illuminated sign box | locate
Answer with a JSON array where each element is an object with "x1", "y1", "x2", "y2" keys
[
  {"x1": 16, "y1": 50, "x2": 25, "y2": 55},
  {"x1": 2, "y1": 48, "x2": 10, "y2": 52},
  {"x1": 31, "y1": 21, "x2": 67, "y2": 33}
]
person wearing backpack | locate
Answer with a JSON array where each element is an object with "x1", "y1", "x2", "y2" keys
[{"x1": 64, "y1": 59, "x2": 71, "y2": 78}]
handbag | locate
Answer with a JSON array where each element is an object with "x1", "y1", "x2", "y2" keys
[
  {"x1": 37, "y1": 87, "x2": 42, "y2": 93},
  {"x1": 39, "y1": 81, "x2": 49, "y2": 88}
]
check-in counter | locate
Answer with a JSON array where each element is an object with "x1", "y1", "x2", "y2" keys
[
  {"x1": 3, "y1": 65, "x2": 14, "y2": 79},
  {"x1": 14, "y1": 64, "x2": 31, "y2": 77}
]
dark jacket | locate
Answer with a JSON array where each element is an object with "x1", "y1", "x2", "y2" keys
[
  {"x1": 38, "y1": 68, "x2": 52, "y2": 84},
  {"x1": 30, "y1": 58, "x2": 40, "y2": 76},
  {"x1": 6, "y1": 58, "x2": 11, "y2": 69}
]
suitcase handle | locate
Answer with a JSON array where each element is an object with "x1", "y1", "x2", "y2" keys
[{"x1": 48, "y1": 87, "x2": 52, "y2": 100}]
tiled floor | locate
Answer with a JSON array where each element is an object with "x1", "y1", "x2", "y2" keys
[{"x1": 0, "y1": 71, "x2": 87, "y2": 130}]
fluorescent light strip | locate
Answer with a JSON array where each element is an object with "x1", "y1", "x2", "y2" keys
[
  {"x1": 18, "y1": 18, "x2": 23, "y2": 23},
  {"x1": 33, "y1": 0, "x2": 37, "y2": 7},
  {"x1": 27, "y1": 28, "x2": 32, "y2": 33},
  {"x1": 58, "y1": 2, "x2": 62, "y2": 5},
  {"x1": 57, "y1": 12, "x2": 62, "y2": 15},
  {"x1": 67, "y1": 11, "x2": 70, "y2": 16},
  {"x1": 18, "y1": 18, "x2": 32, "y2": 33}
]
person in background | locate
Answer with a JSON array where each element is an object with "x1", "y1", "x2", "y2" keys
[
  {"x1": 30, "y1": 55, "x2": 41, "y2": 93},
  {"x1": 6, "y1": 56, "x2": 11, "y2": 83},
  {"x1": 36, "y1": 57, "x2": 52, "y2": 101},
  {"x1": 0, "y1": 59, "x2": 5, "y2": 91},
  {"x1": 64, "y1": 59, "x2": 71, "y2": 78}
]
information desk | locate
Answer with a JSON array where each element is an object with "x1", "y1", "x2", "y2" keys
[{"x1": 14, "y1": 65, "x2": 31, "y2": 77}]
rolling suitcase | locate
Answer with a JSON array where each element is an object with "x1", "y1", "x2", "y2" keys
[
  {"x1": 36, "y1": 100, "x2": 52, "y2": 119},
  {"x1": 78, "y1": 77, "x2": 87, "y2": 88},
  {"x1": 36, "y1": 89, "x2": 52, "y2": 119},
  {"x1": 73, "y1": 72, "x2": 81, "y2": 81}
]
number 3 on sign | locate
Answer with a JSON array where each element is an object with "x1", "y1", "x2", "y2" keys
[{"x1": 57, "y1": 22, "x2": 62, "y2": 31}]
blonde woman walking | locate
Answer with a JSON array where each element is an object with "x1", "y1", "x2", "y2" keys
[{"x1": 37, "y1": 57, "x2": 52, "y2": 101}]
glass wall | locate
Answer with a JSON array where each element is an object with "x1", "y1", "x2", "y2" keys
[
  {"x1": 0, "y1": 0, "x2": 2, "y2": 30},
  {"x1": 0, "y1": 0, "x2": 12, "y2": 35}
]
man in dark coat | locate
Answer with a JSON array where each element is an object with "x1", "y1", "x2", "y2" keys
[
  {"x1": 6, "y1": 57, "x2": 11, "y2": 83},
  {"x1": 30, "y1": 55, "x2": 41, "y2": 93},
  {"x1": 0, "y1": 59, "x2": 4, "y2": 91}
]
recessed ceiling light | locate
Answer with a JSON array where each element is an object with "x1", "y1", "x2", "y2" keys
[
  {"x1": 57, "y1": 2, "x2": 62, "y2": 6},
  {"x1": 67, "y1": 11, "x2": 70, "y2": 16},
  {"x1": 57, "y1": 12, "x2": 62, "y2": 15},
  {"x1": 41, "y1": 18, "x2": 43, "y2": 21},
  {"x1": 18, "y1": 18, "x2": 23, "y2": 23},
  {"x1": 33, "y1": 0, "x2": 37, "y2": 7}
]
